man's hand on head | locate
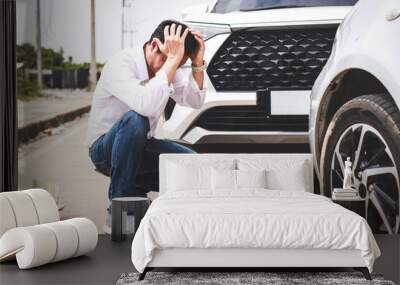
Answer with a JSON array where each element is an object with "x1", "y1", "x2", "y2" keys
[
  {"x1": 189, "y1": 29, "x2": 205, "y2": 66},
  {"x1": 154, "y1": 24, "x2": 189, "y2": 84},
  {"x1": 155, "y1": 24, "x2": 188, "y2": 66},
  {"x1": 188, "y1": 28, "x2": 205, "y2": 91}
]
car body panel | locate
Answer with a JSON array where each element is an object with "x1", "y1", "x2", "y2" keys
[
  {"x1": 182, "y1": 128, "x2": 308, "y2": 144},
  {"x1": 183, "y1": 7, "x2": 351, "y2": 27},
  {"x1": 161, "y1": 91, "x2": 256, "y2": 141},
  {"x1": 309, "y1": 0, "x2": 400, "y2": 177},
  {"x1": 159, "y1": 33, "x2": 310, "y2": 143}
]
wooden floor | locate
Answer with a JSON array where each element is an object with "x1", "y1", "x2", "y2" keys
[{"x1": 0, "y1": 235, "x2": 398, "y2": 285}]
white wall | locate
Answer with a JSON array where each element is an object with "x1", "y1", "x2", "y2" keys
[{"x1": 17, "y1": 0, "x2": 208, "y2": 63}]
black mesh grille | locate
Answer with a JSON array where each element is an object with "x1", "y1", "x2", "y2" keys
[
  {"x1": 193, "y1": 106, "x2": 308, "y2": 132},
  {"x1": 207, "y1": 26, "x2": 338, "y2": 91}
]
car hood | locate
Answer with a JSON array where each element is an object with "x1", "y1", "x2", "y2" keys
[{"x1": 183, "y1": 6, "x2": 352, "y2": 27}]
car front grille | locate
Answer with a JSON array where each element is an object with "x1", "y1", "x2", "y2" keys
[
  {"x1": 192, "y1": 106, "x2": 308, "y2": 132},
  {"x1": 207, "y1": 26, "x2": 338, "y2": 91}
]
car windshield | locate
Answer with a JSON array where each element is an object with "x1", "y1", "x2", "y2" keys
[{"x1": 212, "y1": 0, "x2": 358, "y2": 13}]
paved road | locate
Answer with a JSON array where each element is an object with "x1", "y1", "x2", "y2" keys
[
  {"x1": 18, "y1": 115, "x2": 109, "y2": 232},
  {"x1": 18, "y1": 89, "x2": 92, "y2": 128}
]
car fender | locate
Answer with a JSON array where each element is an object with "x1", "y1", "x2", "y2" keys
[{"x1": 310, "y1": 52, "x2": 400, "y2": 177}]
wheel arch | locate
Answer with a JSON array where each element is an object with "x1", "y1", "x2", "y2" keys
[{"x1": 314, "y1": 68, "x2": 395, "y2": 169}]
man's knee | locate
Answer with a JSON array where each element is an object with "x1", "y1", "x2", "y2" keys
[
  {"x1": 174, "y1": 142, "x2": 196, "y2": 154},
  {"x1": 180, "y1": 146, "x2": 195, "y2": 154},
  {"x1": 120, "y1": 111, "x2": 149, "y2": 137}
]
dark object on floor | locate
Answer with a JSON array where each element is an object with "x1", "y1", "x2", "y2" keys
[
  {"x1": 354, "y1": 267, "x2": 372, "y2": 280},
  {"x1": 117, "y1": 271, "x2": 394, "y2": 285},
  {"x1": 112, "y1": 197, "x2": 150, "y2": 242},
  {"x1": 138, "y1": 267, "x2": 152, "y2": 281}
]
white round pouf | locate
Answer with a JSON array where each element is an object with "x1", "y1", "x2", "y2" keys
[
  {"x1": 1, "y1": 191, "x2": 39, "y2": 227},
  {"x1": 24, "y1": 189, "x2": 60, "y2": 223},
  {"x1": 0, "y1": 196, "x2": 17, "y2": 237},
  {"x1": 0, "y1": 226, "x2": 57, "y2": 269},
  {"x1": 66, "y1": 218, "x2": 98, "y2": 257},
  {"x1": 43, "y1": 221, "x2": 79, "y2": 262},
  {"x1": 0, "y1": 189, "x2": 98, "y2": 269}
]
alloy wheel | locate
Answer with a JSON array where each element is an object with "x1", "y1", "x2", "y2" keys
[{"x1": 330, "y1": 123, "x2": 400, "y2": 234}]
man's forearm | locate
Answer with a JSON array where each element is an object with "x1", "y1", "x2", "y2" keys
[{"x1": 163, "y1": 57, "x2": 180, "y2": 84}]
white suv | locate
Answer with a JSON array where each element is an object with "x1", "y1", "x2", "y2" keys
[
  {"x1": 159, "y1": 0, "x2": 357, "y2": 145},
  {"x1": 309, "y1": 0, "x2": 400, "y2": 233}
]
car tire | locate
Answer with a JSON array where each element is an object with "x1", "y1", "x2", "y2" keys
[{"x1": 320, "y1": 94, "x2": 400, "y2": 233}]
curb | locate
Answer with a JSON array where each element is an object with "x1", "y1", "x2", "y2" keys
[{"x1": 18, "y1": 105, "x2": 91, "y2": 145}]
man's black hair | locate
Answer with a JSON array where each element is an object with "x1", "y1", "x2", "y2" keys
[{"x1": 149, "y1": 20, "x2": 198, "y2": 56}]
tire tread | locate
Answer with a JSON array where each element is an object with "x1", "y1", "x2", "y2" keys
[
  {"x1": 342, "y1": 94, "x2": 400, "y2": 133},
  {"x1": 320, "y1": 93, "x2": 400, "y2": 196}
]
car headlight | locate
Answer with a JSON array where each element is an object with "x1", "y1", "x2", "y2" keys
[{"x1": 184, "y1": 23, "x2": 231, "y2": 41}]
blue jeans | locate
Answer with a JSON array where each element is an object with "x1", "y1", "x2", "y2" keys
[{"x1": 89, "y1": 110, "x2": 194, "y2": 200}]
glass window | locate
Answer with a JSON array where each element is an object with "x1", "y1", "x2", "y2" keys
[{"x1": 212, "y1": 0, "x2": 358, "y2": 13}]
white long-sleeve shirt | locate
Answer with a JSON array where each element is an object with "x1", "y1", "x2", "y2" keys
[{"x1": 86, "y1": 47, "x2": 206, "y2": 147}]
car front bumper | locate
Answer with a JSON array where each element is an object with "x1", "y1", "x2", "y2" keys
[
  {"x1": 159, "y1": 89, "x2": 309, "y2": 144},
  {"x1": 182, "y1": 127, "x2": 309, "y2": 144}
]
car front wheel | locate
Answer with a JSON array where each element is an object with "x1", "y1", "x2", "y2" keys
[{"x1": 320, "y1": 94, "x2": 400, "y2": 234}]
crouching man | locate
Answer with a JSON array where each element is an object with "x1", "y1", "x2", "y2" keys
[{"x1": 86, "y1": 20, "x2": 206, "y2": 203}]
